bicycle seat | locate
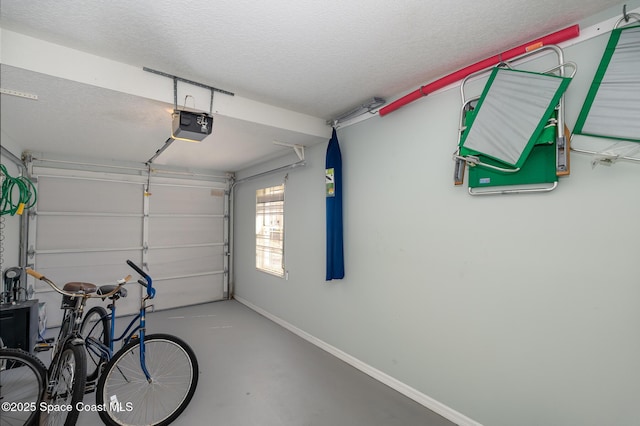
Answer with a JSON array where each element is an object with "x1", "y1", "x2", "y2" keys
[
  {"x1": 97, "y1": 285, "x2": 127, "y2": 300},
  {"x1": 62, "y1": 282, "x2": 97, "y2": 293}
]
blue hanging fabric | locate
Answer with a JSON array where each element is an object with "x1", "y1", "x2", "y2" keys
[{"x1": 325, "y1": 128, "x2": 344, "y2": 280}]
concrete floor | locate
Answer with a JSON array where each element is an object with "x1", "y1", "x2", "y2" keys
[{"x1": 62, "y1": 300, "x2": 456, "y2": 425}]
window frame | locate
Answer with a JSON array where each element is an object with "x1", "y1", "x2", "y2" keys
[{"x1": 255, "y1": 183, "x2": 285, "y2": 278}]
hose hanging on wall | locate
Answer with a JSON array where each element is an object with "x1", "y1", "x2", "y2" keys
[
  {"x1": 1, "y1": 162, "x2": 36, "y2": 279},
  {"x1": 1, "y1": 164, "x2": 37, "y2": 216}
]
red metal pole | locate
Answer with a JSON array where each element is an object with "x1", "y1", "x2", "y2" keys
[{"x1": 378, "y1": 24, "x2": 580, "y2": 117}]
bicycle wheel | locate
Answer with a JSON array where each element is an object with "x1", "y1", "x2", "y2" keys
[
  {"x1": 0, "y1": 348, "x2": 47, "y2": 426},
  {"x1": 96, "y1": 333, "x2": 199, "y2": 426},
  {"x1": 80, "y1": 306, "x2": 110, "y2": 382},
  {"x1": 43, "y1": 341, "x2": 86, "y2": 426}
]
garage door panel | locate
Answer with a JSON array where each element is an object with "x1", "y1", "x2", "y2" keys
[
  {"x1": 148, "y1": 246, "x2": 225, "y2": 278},
  {"x1": 151, "y1": 275, "x2": 225, "y2": 310},
  {"x1": 37, "y1": 178, "x2": 142, "y2": 213},
  {"x1": 150, "y1": 185, "x2": 225, "y2": 215},
  {"x1": 36, "y1": 216, "x2": 142, "y2": 250},
  {"x1": 148, "y1": 217, "x2": 223, "y2": 246},
  {"x1": 35, "y1": 250, "x2": 141, "y2": 285}
]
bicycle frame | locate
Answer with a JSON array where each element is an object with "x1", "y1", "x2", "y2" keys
[
  {"x1": 84, "y1": 308, "x2": 143, "y2": 366},
  {"x1": 79, "y1": 261, "x2": 198, "y2": 426},
  {"x1": 85, "y1": 260, "x2": 156, "y2": 382},
  {"x1": 26, "y1": 267, "x2": 132, "y2": 382},
  {"x1": 47, "y1": 298, "x2": 84, "y2": 392}
]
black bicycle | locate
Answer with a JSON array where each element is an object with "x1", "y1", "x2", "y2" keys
[{"x1": 25, "y1": 267, "x2": 128, "y2": 425}]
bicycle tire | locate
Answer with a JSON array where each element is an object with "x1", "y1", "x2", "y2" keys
[
  {"x1": 96, "y1": 333, "x2": 199, "y2": 426},
  {"x1": 80, "y1": 306, "x2": 110, "y2": 382},
  {"x1": 0, "y1": 347, "x2": 47, "y2": 426},
  {"x1": 43, "y1": 341, "x2": 87, "y2": 426}
]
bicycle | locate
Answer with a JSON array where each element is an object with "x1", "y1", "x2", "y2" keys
[
  {"x1": 25, "y1": 267, "x2": 128, "y2": 426},
  {"x1": 79, "y1": 260, "x2": 199, "y2": 426},
  {"x1": 0, "y1": 345, "x2": 47, "y2": 426}
]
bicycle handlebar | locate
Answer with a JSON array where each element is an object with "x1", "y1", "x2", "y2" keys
[
  {"x1": 26, "y1": 261, "x2": 155, "y2": 300},
  {"x1": 126, "y1": 260, "x2": 156, "y2": 299},
  {"x1": 25, "y1": 268, "x2": 44, "y2": 280},
  {"x1": 126, "y1": 260, "x2": 148, "y2": 279},
  {"x1": 25, "y1": 268, "x2": 130, "y2": 300}
]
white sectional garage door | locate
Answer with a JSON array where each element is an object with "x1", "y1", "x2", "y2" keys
[
  {"x1": 29, "y1": 166, "x2": 228, "y2": 327},
  {"x1": 145, "y1": 181, "x2": 227, "y2": 310}
]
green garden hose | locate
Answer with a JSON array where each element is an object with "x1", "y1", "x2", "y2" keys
[{"x1": 0, "y1": 164, "x2": 37, "y2": 216}]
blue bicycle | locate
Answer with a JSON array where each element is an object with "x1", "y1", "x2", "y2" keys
[{"x1": 79, "y1": 260, "x2": 198, "y2": 426}]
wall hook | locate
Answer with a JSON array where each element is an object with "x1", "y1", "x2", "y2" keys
[{"x1": 623, "y1": 4, "x2": 629, "y2": 22}]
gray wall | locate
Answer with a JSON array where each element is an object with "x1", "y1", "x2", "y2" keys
[{"x1": 232, "y1": 6, "x2": 640, "y2": 426}]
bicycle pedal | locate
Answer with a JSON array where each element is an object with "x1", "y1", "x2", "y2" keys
[
  {"x1": 85, "y1": 382, "x2": 96, "y2": 394},
  {"x1": 34, "y1": 342, "x2": 53, "y2": 352}
]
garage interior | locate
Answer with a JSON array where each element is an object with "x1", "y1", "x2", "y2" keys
[{"x1": 1, "y1": 1, "x2": 639, "y2": 425}]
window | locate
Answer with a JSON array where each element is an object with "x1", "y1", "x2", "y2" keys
[{"x1": 256, "y1": 184, "x2": 285, "y2": 277}]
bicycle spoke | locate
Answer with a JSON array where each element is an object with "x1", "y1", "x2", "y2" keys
[
  {"x1": 98, "y1": 335, "x2": 198, "y2": 425},
  {"x1": 0, "y1": 349, "x2": 46, "y2": 426},
  {"x1": 41, "y1": 343, "x2": 86, "y2": 426}
]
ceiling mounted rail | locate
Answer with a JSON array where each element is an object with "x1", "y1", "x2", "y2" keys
[
  {"x1": 147, "y1": 137, "x2": 175, "y2": 164},
  {"x1": 143, "y1": 67, "x2": 235, "y2": 98},
  {"x1": 327, "y1": 97, "x2": 386, "y2": 127},
  {"x1": 143, "y1": 67, "x2": 236, "y2": 163},
  {"x1": 379, "y1": 25, "x2": 580, "y2": 116}
]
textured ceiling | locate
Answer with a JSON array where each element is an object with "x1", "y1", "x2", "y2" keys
[
  {"x1": 0, "y1": 65, "x2": 325, "y2": 172},
  {"x1": 0, "y1": 0, "x2": 629, "y2": 172}
]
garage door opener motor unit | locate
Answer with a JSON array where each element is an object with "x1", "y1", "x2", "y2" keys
[{"x1": 171, "y1": 110, "x2": 213, "y2": 142}]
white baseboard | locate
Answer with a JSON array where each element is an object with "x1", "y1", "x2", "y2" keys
[{"x1": 234, "y1": 296, "x2": 482, "y2": 426}]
